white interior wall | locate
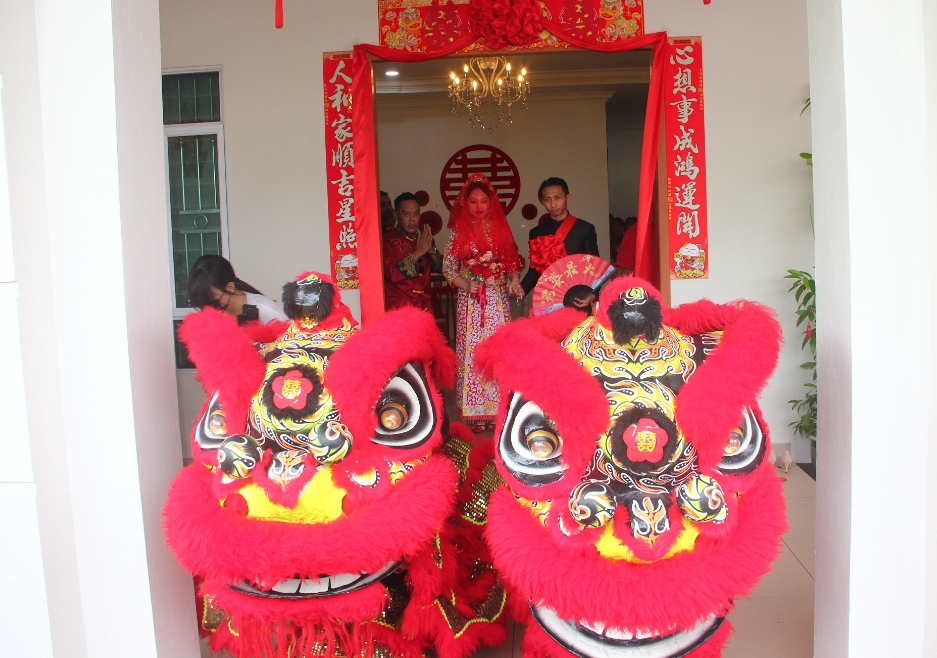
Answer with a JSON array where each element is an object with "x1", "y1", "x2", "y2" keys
[
  {"x1": 606, "y1": 89, "x2": 647, "y2": 222},
  {"x1": 645, "y1": 0, "x2": 815, "y2": 460},
  {"x1": 376, "y1": 94, "x2": 610, "y2": 263}
]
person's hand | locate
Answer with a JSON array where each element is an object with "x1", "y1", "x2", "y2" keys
[
  {"x1": 467, "y1": 280, "x2": 480, "y2": 295},
  {"x1": 508, "y1": 280, "x2": 524, "y2": 299},
  {"x1": 413, "y1": 225, "x2": 433, "y2": 259},
  {"x1": 572, "y1": 293, "x2": 596, "y2": 309}
]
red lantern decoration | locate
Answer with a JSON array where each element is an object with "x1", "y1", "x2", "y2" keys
[
  {"x1": 538, "y1": 213, "x2": 551, "y2": 226},
  {"x1": 521, "y1": 203, "x2": 538, "y2": 220},
  {"x1": 420, "y1": 210, "x2": 443, "y2": 235},
  {"x1": 415, "y1": 190, "x2": 431, "y2": 206}
]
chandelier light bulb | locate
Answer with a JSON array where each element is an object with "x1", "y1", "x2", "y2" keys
[{"x1": 449, "y1": 56, "x2": 530, "y2": 132}]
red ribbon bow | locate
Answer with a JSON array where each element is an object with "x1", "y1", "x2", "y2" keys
[
  {"x1": 468, "y1": 0, "x2": 544, "y2": 49},
  {"x1": 528, "y1": 234, "x2": 568, "y2": 274}
]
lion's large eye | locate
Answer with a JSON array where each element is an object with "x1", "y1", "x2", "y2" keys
[
  {"x1": 195, "y1": 391, "x2": 227, "y2": 451},
  {"x1": 718, "y1": 407, "x2": 765, "y2": 474},
  {"x1": 371, "y1": 363, "x2": 436, "y2": 450},
  {"x1": 499, "y1": 393, "x2": 565, "y2": 486}
]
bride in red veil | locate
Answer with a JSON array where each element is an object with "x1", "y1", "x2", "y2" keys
[{"x1": 443, "y1": 174, "x2": 523, "y2": 430}]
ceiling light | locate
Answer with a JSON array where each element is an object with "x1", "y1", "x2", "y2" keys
[
  {"x1": 385, "y1": 70, "x2": 399, "y2": 77},
  {"x1": 449, "y1": 57, "x2": 530, "y2": 132}
]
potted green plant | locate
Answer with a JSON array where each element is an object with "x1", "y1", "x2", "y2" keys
[{"x1": 785, "y1": 269, "x2": 817, "y2": 463}]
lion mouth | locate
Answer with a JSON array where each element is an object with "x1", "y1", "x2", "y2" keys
[
  {"x1": 230, "y1": 561, "x2": 399, "y2": 599},
  {"x1": 531, "y1": 605, "x2": 724, "y2": 658}
]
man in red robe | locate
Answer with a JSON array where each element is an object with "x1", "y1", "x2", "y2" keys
[{"x1": 382, "y1": 192, "x2": 441, "y2": 312}]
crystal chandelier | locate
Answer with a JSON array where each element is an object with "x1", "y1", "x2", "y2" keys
[{"x1": 449, "y1": 57, "x2": 530, "y2": 133}]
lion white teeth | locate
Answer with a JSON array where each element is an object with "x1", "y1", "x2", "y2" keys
[
  {"x1": 603, "y1": 627, "x2": 635, "y2": 641},
  {"x1": 299, "y1": 577, "x2": 329, "y2": 593},
  {"x1": 330, "y1": 573, "x2": 358, "y2": 588},
  {"x1": 271, "y1": 578, "x2": 302, "y2": 594}
]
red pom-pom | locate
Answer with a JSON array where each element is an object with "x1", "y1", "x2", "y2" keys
[
  {"x1": 420, "y1": 211, "x2": 442, "y2": 235},
  {"x1": 414, "y1": 190, "x2": 430, "y2": 206},
  {"x1": 521, "y1": 203, "x2": 538, "y2": 220}
]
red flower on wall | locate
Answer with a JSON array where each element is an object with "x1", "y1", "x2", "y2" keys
[
  {"x1": 622, "y1": 418, "x2": 669, "y2": 463},
  {"x1": 272, "y1": 369, "x2": 314, "y2": 410}
]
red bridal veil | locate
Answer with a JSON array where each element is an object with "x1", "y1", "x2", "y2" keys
[{"x1": 447, "y1": 174, "x2": 522, "y2": 268}]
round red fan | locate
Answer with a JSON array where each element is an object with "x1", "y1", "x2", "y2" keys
[{"x1": 532, "y1": 254, "x2": 617, "y2": 316}]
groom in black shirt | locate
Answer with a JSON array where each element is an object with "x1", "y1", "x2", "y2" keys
[{"x1": 521, "y1": 177, "x2": 600, "y2": 307}]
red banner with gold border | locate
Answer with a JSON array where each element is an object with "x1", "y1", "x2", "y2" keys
[
  {"x1": 323, "y1": 52, "x2": 359, "y2": 289},
  {"x1": 377, "y1": 0, "x2": 644, "y2": 53},
  {"x1": 664, "y1": 37, "x2": 709, "y2": 280}
]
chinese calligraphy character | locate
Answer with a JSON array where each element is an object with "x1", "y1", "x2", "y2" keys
[
  {"x1": 331, "y1": 114, "x2": 353, "y2": 143},
  {"x1": 330, "y1": 84, "x2": 350, "y2": 112},
  {"x1": 332, "y1": 142, "x2": 354, "y2": 168},
  {"x1": 329, "y1": 60, "x2": 353, "y2": 85},
  {"x1": 670, "y1": 45, "x2": 695, "y2": 66},
  {"x1": 670, "y1": 94, "x2": 698, "y2": 124},
  {"x1": 335, "y1": 197, "x2": 355, "y2": 223},
  {"x1": 676, "y1": 211, "x2": 700, "y2": 239},
  {"x1": 673, "y1": 68, "x2": 696, "y2": 95},
  {"x1": 673, "y1": 125, "x2": 699, "y2": 153},
  {"x1": 331, "y1": 168, "x2": 355, "y2": 197},
  {"x1": 673, "y1": 182, "x2": 700, "y2": 210},
  {"x1": 674, "y1": 153, "x2": 700, "y2": 180},
  {"x1": 336, "y1": 223, "x2": 357, "y2": 250}
]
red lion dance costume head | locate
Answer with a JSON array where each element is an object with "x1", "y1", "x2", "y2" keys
[
  {"x1": 476, "y1": 277, "x2": 787, "y2": 658},
  {"x1": 164, "y1": 272, "x2": 506, "y2": 658}
]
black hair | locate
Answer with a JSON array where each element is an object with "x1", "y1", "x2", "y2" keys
[
  {"x1": 381, "y1": 190, "x2": 390, "y2": 198},
  {"x1": 624, "y1": 216, "x2": 638, "y2": 230},
  {"x1": 282, "y1": 278, "x2": 335, "y2": 323},
  {"x1": 607, "y1": 293, "x2": 663, "y2": 346},
  {"x1": 538, "y1": 177, "x2": 570, "y2": 199},
  {"x1": 394, "y1": 192, "x2": 420, "y2": 212},
  {"x1": 187, "y1": 255, "x2": 261, "y2": 309}
]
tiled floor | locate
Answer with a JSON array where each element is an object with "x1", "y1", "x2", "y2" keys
[{"x1": 202, "y1": 464, "x2": 815, "y2": 658}]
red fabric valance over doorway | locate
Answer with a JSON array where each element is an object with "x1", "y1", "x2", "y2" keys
[{"x1": 351, "y1": 23, "x2": 667, "y2": 323}]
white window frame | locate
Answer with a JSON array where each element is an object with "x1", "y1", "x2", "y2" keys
[{"x1": 161, "y1": 66, "x2": 229, "y2": 321}]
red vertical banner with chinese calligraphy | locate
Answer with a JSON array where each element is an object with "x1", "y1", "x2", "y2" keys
[
  {"x1": 665, "y1": 37, "x2": 709, "y2": 280},
  {"x1": 323, "y1": 52, "x2": 359, "y2": 289}
]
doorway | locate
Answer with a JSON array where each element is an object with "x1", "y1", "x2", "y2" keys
[{"x1": 371, "y1": 48, "x2": 661, "y2": 324}]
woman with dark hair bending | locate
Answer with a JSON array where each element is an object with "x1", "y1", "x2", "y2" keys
[
  {"x1": 187, "y1": 255, "x2": 287, "y2": 324},
  {"x1": 443, "y1": 174, "x2": 524, "y2": 431}
]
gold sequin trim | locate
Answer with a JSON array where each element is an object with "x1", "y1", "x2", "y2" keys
[
  {"x1": 443, "y1": 434, "x2": 474, "y2": 485},
  {"x1": 200, "y1": 594, "x2": 227, "y2": 632},
  {"x1": 460, "y1": 463, "x2": 503, "y2": 526},
  {"x1": 434, "y1": 584, "x2": 507, "y2": 638}
]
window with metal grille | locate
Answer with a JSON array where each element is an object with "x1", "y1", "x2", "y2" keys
[{"x1": 163, "y1": 69, "x2": 227, "y2": 368}]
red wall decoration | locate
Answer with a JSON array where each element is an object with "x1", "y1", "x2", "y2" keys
[
  {"x1": 323, "y1": 52, "x2": 359, "y2": 289},
  {"x1": 664, "y1": 37, "x2": 709, "y2": 279},
  {"x1": 377, "y1": 0, "x2": 644, "y2": 53},
  {"x1": 440, "y1": 145, "x2": 521, "y2": 215}
]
